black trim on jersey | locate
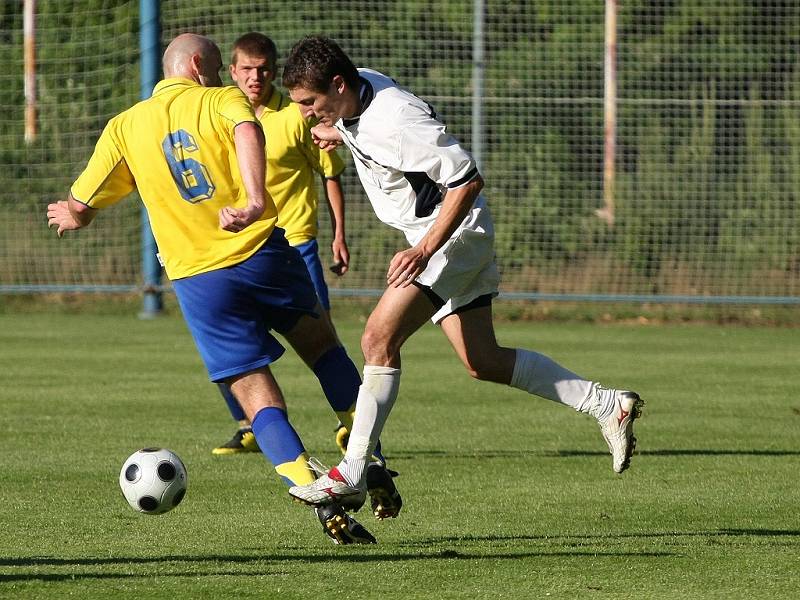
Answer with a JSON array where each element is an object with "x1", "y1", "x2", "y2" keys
[
  {"x1": 447, "y1": 166, "x2": 480, "y2": 189},
  {"x1": 405, "y1": 171, "x2": 443, "y2": 218},
  {"x1": 345, "y1": 137, "x2": 393, "y2": 171},
  {"x1": 154, "y1": 81, "x2": 189, "y2": 93},
  {"x1": 342, "y1": 76, "x2": 375, "y2": 127}
]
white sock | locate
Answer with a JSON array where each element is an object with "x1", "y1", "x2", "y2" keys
[
  {"x1": 510, "y1": 348, "x2": 597, "y2": 413},
  {"x1": 338, "y1": 365, "x2": 401, "y2": 487}
]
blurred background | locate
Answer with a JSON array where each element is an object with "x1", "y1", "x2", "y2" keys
[{"x1": 1, "y1": 0, "x2": 798, "y2": 314}]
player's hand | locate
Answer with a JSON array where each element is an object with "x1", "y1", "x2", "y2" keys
[
  {"x1": 46, "y1": 200, "x2": 82, "y2": 238},
  {"x1": 219, "y1": 204, "x2": 263, "y2": 233},
  {"x1": 311, "y1": 124, "x2": 343, "y2": 152},
  {"x1": 330, "y1": 238, "x2": 350, "y2": 276},
  {"x1": 386, "y1": 246, "x2": 430, "y2": 288}
]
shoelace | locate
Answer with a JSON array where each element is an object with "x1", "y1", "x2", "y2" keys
[{"x1": 307, "y1": 456, "x2": 330, "y2": 478}]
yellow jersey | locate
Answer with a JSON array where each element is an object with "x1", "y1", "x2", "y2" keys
[
  {"x1": 71, "y1": 78, "x2": 278, "y2": 280},
  {"x1": 258, "y1": 88, "x2": 344, "y2": 246}
]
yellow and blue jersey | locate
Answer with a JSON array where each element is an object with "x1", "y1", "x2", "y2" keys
[
  {"x1": 71, "y1": 77, "x2": 278, "y2": 280},
  {"x1": 258, "y1": 88, "x2": 344, "y2": 246}
]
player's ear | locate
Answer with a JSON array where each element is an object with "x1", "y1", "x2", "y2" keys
[
  {"x1": 190, "y1": 53, "x2": 202, "y2": 78},
  {"x1": 332, "y1": 74, "x2": 346, "y2": 95},
  {"x1": 229, "y1": 63, "x2": 237, "y2": 81}
]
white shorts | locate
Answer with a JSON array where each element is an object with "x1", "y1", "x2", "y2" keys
[{"x1": 414, "y1": 198, "x2": 500, "y2": 323}]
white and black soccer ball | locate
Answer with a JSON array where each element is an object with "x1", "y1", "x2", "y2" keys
[{"x1": 119, "y1": 448, "x2": 188, "y2": 515}]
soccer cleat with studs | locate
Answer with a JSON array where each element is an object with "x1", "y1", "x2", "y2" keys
[
  {"x1": 211, "y1": 427, "x2": 260, "y2": 455},
  {"x1": 289, "y1": 466, "x2": 366, "y2": 511},
  {"x1": 315, "y1": 504, "x2": 377, "y2": 545},
  {"x1": 366, "y1": 462, "x2": 402, "y2": 520},
  {"x1": 597, "y1": 390, "x2": 644, "y2": 474}
]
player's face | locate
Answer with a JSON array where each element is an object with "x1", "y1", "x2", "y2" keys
[
  {"x1": 230, "y1": 53, "x2": 274, "y2": 106},
  {"x1": 289, "y1": 76, "x2": 351, "y2": 126}
]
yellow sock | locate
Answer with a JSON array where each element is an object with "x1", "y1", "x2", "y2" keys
[{"x1": 275, "y1": 452, "x2": 316, "y2": 486}]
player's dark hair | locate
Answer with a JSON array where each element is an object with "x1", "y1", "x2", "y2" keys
[
  {"x1": 231, "y1": 32, "x2": 277, "y2": 72},
  {"x1": 282, "y1": 36, "x2": 359, "y2": 92}
]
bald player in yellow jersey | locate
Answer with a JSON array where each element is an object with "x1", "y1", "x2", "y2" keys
[
  {"x1": 211, "y1": 32, "x2": 356, "y2": 456},
  {"x1": 46, "y1": 33, "x2": 377, "y2": 545}
]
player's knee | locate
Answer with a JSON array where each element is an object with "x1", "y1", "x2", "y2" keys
[
  {"x1": 360, "y1": 326, "x2": 398, "y2": 365},
  {"x1": 461, "y1": 354, "x2": 504, "y2": 383}
]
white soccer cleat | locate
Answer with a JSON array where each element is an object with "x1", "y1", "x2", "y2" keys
[
  {"x1": 598, "y1": 391, "x2": 644, "y2": 474},
  {"x1": 289, "y1": 466, "x2": 366, "y2": 511}
]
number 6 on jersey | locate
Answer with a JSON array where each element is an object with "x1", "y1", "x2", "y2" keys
[{"x1": 162, "y1": 129, "x2": 216, "y2": 202}]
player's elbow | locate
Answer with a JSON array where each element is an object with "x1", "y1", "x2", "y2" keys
[{"x1": 234, "y1": 121, "x2": 265, "y2": 147}]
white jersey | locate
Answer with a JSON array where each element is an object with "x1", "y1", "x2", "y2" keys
[
  {"x1": 336, "y1": 69, "x2": 499, "y2": 321},
  {"x1": 334, "y1": 69, "x2": 483, "y2": 245}
]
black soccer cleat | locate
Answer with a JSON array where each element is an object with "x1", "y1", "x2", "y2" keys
[
  {"x1": 315, "y1": 504, "x2": 377, "y2": 545},
  {"x1": 211, "y1": 427, "x2": 260, "y2": 455},
  {"x1": 366, "y1": 462, "x2": 403, "y2": 520}
]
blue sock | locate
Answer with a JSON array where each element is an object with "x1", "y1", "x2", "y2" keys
[
  {"x1": 251, "y1": 406, "x2": 314, "y2": 486},
  {"x1": 312, "y1": 345, "x2": 361, "y2": 412},
  {"x1": 217, "y1": 383, "x2": 247, "y2": 422}
]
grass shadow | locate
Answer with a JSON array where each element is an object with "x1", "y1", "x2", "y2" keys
[
  {"x1": 388, "y1": 448, "x2": 800, "y2": 459},
  {"x1": 399, "y1": 527, "x2": 800, "y2": 546}
]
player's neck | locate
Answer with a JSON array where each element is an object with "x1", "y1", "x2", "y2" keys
[
  {"x1": 348, "y1": 89, "x2": 363, "y2": 119},
  {"x1": 252, "y1": 84, "x2": 275, "y2": 117}
]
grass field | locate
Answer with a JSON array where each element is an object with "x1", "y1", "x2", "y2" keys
[{"x1": 1, "y1": 307, "x2": 798, "y2": 599}]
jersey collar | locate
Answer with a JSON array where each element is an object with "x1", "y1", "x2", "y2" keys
[
  {"x1": 342, "y1": 76, "x2": 374, "y2": 127},
  {"x1": 258, "y1": 86, "x2": 287, "y2": 116},
  {"x1": 152, "y1": 77, "x2": 200, "y2": 95}
]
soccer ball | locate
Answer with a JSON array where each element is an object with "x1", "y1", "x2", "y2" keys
[{"x1": 119, "y1": 448, "x2": 188, "y2": 515}]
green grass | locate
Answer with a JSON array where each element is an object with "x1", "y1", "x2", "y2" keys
[{"x1": 1, "y1": 310, "x2": 798, "y2": 599}]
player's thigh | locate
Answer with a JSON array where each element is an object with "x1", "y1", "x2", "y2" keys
[
  {"x1": 173, "y1": 268, "x2": 286, "y2": 383},
  {"x1": 361, "y1": 284, "x2": 437, "y2": 365},
  {"x1": 242, "y1": 232, "x2": 320, "y2": 335},
  {"x1": 283, "y1": 301, "x2": 341, "y2": 367},
  {"x1": 439, "y1": 303, "x2": 514, "y2": 382},
  {"x1": 295, "y1": 239, "x2": 331, "y2": 311}
]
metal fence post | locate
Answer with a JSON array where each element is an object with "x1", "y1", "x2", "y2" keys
[
  {"x1": 139, "y1": 0, "x2": 162, "y2": 318},
  {"x1": 472, "y1": 0, "x2": 485, "y2": 169}
]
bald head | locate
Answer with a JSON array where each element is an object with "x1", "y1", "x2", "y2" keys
[{"x1": 163, "y1": 33, "x2": 223, "y2": 86}]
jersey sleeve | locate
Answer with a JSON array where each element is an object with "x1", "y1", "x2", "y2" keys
[
  {"x1": 216, "y1": 86, "x2": 260, "y2": 131},
  {"x1": 70, "y1": 121, "x2": 135, "y2": 209},
  {"x1": 397, "y1": 113, "x2": 479, "y2": 190}
]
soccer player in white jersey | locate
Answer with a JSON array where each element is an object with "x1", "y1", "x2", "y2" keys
[{"x1": 281, "y1": 36, "x2": 645, "y2": 512}]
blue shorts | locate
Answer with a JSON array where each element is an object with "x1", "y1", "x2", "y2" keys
[
  {"x1": 294, "y1": 238, "x2": 330, "y2": 310},
  {"x1": 173, "y1": 228, "x2": 319, "y2": 383}
]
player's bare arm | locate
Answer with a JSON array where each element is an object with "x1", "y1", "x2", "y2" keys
[
  {"x1": 310, "y1": 123, "x2": 343, "y2": 152},
  {"x1": 220, "y1": 121, "x2": 268, "y2": 232},
  {"x1": 46, "y1": 193, "x2": 97, "y2": 237},
  {"x1": 387, "y1": 175, "x2": 484, "y2": 288},
  {"x1": 323, "y1": 175, "x2": 350, "y2": 275}
]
